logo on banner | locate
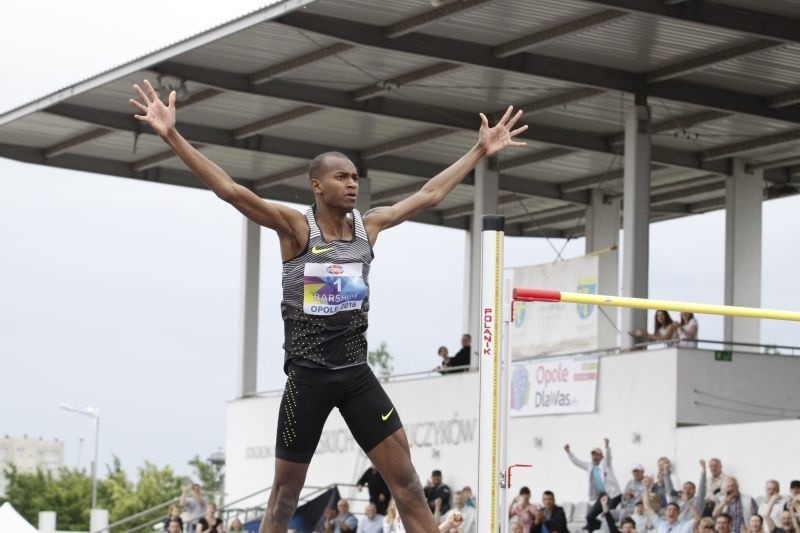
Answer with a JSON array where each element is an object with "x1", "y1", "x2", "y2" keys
[
  {"x1": 576, "y1": 277, "x2": 597, "y2": 319},
  {"x1": 513, "y1": 302, "x2": 527, "y2": 328},
  {"x1": 510, "y1": 364, "x2": 530, "y2": 410}
]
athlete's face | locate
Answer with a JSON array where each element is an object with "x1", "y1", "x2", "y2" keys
[{"x1": 311, "y1": 156, "x2": 358, "y2": 209}]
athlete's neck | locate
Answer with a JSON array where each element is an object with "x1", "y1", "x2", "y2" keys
[{"x1": 314, "y1": 203, "x2": 353, "y2": 242}]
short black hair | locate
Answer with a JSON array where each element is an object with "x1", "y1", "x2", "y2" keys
[
  {"x1": 519, "y1": 486, "x2": 531, "y2": 496},
  {"x1": 308, "y1": 151, "x2": 352, "y2": 181},
  {"x1": 432, "y1": 469, "x2": 442, "y2": 477},
  {"x1": 543, "y1": 490, "x2": 555, "y2": 498},
  {"x1": 622, "y1": 518, "x2": 636, "y2": 528}
]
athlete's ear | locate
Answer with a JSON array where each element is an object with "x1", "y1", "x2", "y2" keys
[{"x1": 310, "y1": 177, "x2": 322, "y2": 195}]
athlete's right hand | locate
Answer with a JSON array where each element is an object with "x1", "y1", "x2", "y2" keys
[{"x1": 129, "y1": 79, "x2": 176, "y2": 138}]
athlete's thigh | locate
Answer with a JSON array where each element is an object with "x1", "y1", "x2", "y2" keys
[
  {"x1": 337, "y1": 365, "x2": 403, "y2": 454},
  {"x1": 275, "y1": 363, "x2": 338, "y2": 463}
]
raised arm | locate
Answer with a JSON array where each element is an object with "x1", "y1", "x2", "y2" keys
[
  {"x1": 641, "y1": 477, "x2": 658, "y2": 522},
  {"x1": 764, "y1": 494, "x2": 780, "y2": 533},
  {"x1": 693, "y1": 461, "x2": 707, "y2": 517},
  {"x1": 564, "y1": 443, "x2": 590, "y2": 470},
  {"x1": 603, "y1": 438, "x2": 612, "y2": 465},
  {"x1": 129, "y1": 80, "x2": 306, "y2": 253},
  {"x1": 362, "y1": 106, "x2": 526, "y2": 241}
]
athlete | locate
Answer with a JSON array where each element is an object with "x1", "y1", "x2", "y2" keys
[{"x1": 129, "y1": 78, "x2": 527, "y2": 533}]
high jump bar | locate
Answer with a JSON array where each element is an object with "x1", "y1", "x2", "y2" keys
[{"x1": 513, "y1": 289, "x2": 800, "y2": 322}]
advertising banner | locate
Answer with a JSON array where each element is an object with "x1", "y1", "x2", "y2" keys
[
  {"x1": 510, "y1": 354, "x2": 599, "y2": 417},
  {"x1": 511, "y1": 255, "x2": 599, "y2": 357}
]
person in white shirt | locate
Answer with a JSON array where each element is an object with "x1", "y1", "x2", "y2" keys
[
  {"x1": 359, "y1": 503, "x2": 385, "y2": 533},
  {"x1": 442, "y1": 492, "x2": 476, "y2": 533},
  {"x1": 642, "y1": 476, "x2": 700, "y2": 533}
]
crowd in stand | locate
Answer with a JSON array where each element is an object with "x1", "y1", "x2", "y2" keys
[
  {"x1": 162, "y1": 482, "x2": 242, "y2": 533},
  {"x1": 435, "y1": 334, "x2": 473, "y2": 373}
]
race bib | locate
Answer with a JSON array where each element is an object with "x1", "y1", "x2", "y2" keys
[{"x1": 303, "y1": 262, "x2": 367, "y2": 315}]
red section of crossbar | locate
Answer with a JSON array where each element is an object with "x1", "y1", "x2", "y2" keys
[
  {"x1": 507, "y1": 464, "x2": 532, "y2": 489},
  {"x1": 512, "y1": 288, "x2": 562, "y2": 302}
]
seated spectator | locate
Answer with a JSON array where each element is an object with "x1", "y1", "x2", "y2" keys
[
  {"x1": 384, "y1": 499, "x2": 400, "y2": 532},
  {"x1": 697, "y1": 517, "x2": 715, "y2": 533},
  {"x1": 712, "y1": 477, "x2": 758, "y2": 533},
  {"x1": 641, "y1": 477, "x2": 700, "y2": 533},
  {"x1": 448, "y1": 334, "x2": 472, "y2": 371},
  {"x1": 510, "y1": 522, "x2": 526, "y2": 533},
  {"x1": 226, "y1": 517, "x2": 243, "y2": 533},
  {"x1": 787, "y1": 482, "x2": 800, "y2": 512},
  {"x1": 716, "y1": 513, "x2": 733, "y2": 533},
  {"x1": 760, "y1": 481, "x2": 787, "y2": 528},
  {"x1": 165, "y1": 518, "x2": 183, "y2": 533},
  {"x1": 748, "y1": 514, "x2": 765, "y2": 533},
  {"x1": 358, "y1": 502, "x2": 384, "y2": 533},
  {"x1": 436, "y1": 346, "x2": 451, "y2": 374},
  {"x1": 163, "y1": 505, "x2": 184, "y2": 532},
  {"x1": 600, "y1": 495, "x2": 637, "y2": 533},
  {"x1": 633, "y1": 310, "x2": 677, "y2": 344},
  {"x1": 442, "y1": 491, "x2": 476, "y2": 533},
  {"x1": 541, "y1": 490, "x2": 569, "y2": 533},
  {"x1": 631, "y1": 501, "x2": 648, "y2": 533},
  {"x1": 508, "y1": 486, "x2": 537, "y2": 530},
  {"x1": 196, "y1": 503, "x2": 223, "y2": 533},
  {"x1": 327, "y1": 499, "x2": 357, "y2": 533},
  {"x1": 764, "y1": 495, "x2": 799, "y2": 533},
  {"x1": 384, "y1": 498, "x2": 464, "y2": 533},
  {"x1": 676, "y1": 312, "x2": 699, "y2": 348},
  {"x1": 425, "y1": 469, "x2": 452, "y2": 516},
  {"x1": 619, "y1": 464, "x2": 646, "y2": 521},
  {"x1": 357, "y1": 463, "x2": 391, "y2": 515},
  {"x1": 462, "y1": 486, "x2": 476, "y2": 508}
]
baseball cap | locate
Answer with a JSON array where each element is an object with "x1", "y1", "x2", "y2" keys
[
  {"x1": 591, "y1": 447, "x2": 603, "y2": 455},
  {"x1": 632, "y1": 463, "x2": 644, "y2": 471}
]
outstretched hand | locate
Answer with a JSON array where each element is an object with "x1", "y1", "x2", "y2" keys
[
  {"x1": 478, "y1": 106, "x2": 527, "y2": 157},
  {"x1": 129, "y1": 79, "x2": 176, "y2": 138}
]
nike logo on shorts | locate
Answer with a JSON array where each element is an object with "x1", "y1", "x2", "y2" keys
[{"x1": 381, "y1": 407, "x2": 395, "y2": 421}]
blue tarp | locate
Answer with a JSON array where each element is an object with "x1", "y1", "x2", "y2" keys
[{"x1": 244, "y1": 486, "x2": 340, "y2": 533}]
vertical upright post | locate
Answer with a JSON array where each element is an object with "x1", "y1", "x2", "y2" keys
[
  {"x1": 237, "y1": 217, "x2": 260, "y2": 398},
  {"x1": 478, "y1": 215, "x2": 504, "y2": 533}
]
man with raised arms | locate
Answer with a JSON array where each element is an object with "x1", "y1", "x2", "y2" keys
[{"x1": 129, "y1": 79, "x2": 527, "y2": 533}]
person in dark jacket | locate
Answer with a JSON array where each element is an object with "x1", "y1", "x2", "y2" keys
[{"x1": 540, "y1": 490, "x2": 569, "y2": 533}]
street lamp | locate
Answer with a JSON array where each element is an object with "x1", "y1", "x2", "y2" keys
[{"x1": 59, "y1": 403, "x2": 100, "y2": 510}]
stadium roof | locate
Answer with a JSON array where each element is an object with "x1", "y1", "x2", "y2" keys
[{"x1": 2, "y1": 0, "x2": 800, "y2": 238}]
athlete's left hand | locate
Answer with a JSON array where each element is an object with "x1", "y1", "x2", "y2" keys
[{"x1": 478, "y1": 105, "x2": 527, "y2": 157}]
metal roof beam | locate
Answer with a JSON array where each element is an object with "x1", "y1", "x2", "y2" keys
[
  {"x1": 250, "y1": 43, "x2": 355, "y2": 84},
  {"x1": 492, "y1": 9, "x2": 627, "y2": 58},
  {"x1": 645, "y1": 40, "x2": 781, "y2": 82},
  {"x1": 699, "y1": 128, "x2": 800, "y2": 161},
  {"x1": 383, "y1": 0, "x2": 496, "y2": 38},
  {"x1": 441, "y1": 194, "x2": 522, "y2": 219},
  {"x1": 232, "y1": 105, "x2": 322, "y2": 140},
  {"x1": 498, "y1": 147, "x2": 575, "y2": 169},
  {"x1": 580, "y1": 0, "x2": 800, "y2": 44},
  {"x1": 361, "y1": 128, "x2": 456, "y2": 158},
  {"x1": 43, "y1": 128, "x2": 113, "y2": 159},
  {"x1": 519, "y1": 88, "x2": 606, "y2": 115},
  {"x1": 349, "y1": 62, "x2": 460, "y2": 101},
  {"x1": 560, "y1": 164, "x2": 667, "y2": 192},
  {"x1": 768, "y1": 88, "x2": 800, "y2": 109},
  {"x1": 608, "y1": 110, "x2": 731, "y2": 145},
  {"x1": 274, "y1": 11, "x2": 800, "y2": 126},
  {"x1": 133, "y1": 144, "x2": 205, "y2": 171}
]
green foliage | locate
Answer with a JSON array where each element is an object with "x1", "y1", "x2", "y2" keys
[
  {"x1": 188, "y1": 455, "x2": 223, "y2": 492},
  {"x1": 368, "y1": 341, "x2": 394, "y2": 377},
  {"x1": 1, "y1": 457, "x2": 192, "y2": 531}
]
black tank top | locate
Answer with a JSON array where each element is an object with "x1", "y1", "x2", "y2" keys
[{"x1": 281, "y1": 205, "x2": 373, "y2": 370}]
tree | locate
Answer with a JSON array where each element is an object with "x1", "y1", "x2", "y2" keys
[
  {"x1": 188, "y1": 454, "x2": 223, "y2": 493},
  {"x1": 368, "y1": 341, "x2": 394, "y2": 378}
]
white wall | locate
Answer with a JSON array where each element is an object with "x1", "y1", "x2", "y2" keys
[{"x1": 225, "y1": 348, "x2": 800, "y2": 509}]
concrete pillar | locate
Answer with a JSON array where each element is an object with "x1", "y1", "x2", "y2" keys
[
  {"x1": 585, "y1": 189, "x2": 620, "y2": 348},
  {"x1": 356, "y1": 172, "x2": 372, "y2": 214},
  {"x1": 90, "y1": 509, "x2": 109, "y2": 533},
  {"x1": 38, "y1": 511, "x2": 56, "y2": 533},
  {"x1": 621, "y1": 103, "x2": 651, "y2": 348},
  {"x1": 724, "y1": 158, "x2": 763, "y2": 345},
  {"x1": 466, "y1": 158, "x2": 498, "y2": 367},
  {"x1": 237, "y1": 217, "x2": 260, "y2": 398}
]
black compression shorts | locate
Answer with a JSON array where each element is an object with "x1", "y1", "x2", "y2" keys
[{"x1": 275, "y1": 361, "x2": 403, "y2": 463}]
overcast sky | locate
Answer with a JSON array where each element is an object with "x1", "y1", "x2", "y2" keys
[{"x1": 1, "y1": 1, "x2": 799, "y2": 481}]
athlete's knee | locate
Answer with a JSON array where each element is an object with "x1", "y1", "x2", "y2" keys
[
  {"x1": 389, "y1": 467, "x2": 425, "y2": 503},
  {"x1": 268, "y1": 484, "x2": 302, "y2": 522}
]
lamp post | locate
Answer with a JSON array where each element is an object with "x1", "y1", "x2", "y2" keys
[{"x1": 59, "y1": 403, "x2": 100, "y2": 510}]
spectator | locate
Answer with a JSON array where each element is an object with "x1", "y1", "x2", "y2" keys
[
  {"x1": 706, "y1": 459, "x2": 727, "y2": 504},
  {"x1": 226, "y1": 517, "x2": 243, "y2": 533},
  {"x1": 641, "y1": 477, "x2": 699, "y2": 533},
  {"x1": 712, "y1": 477, "x2": 758, "y2": 533},
  {"x1": 442, "y1": 491, "x2": 476, "y2": 533},
  {"x1": 619, "y1": 464, "x2": 647, "y2": 520},
  {"x1": 384, "y1": 499, "x2": 400, "y2": 533},
  {"x1": 698, "y1": 517, "x2": 716, "y2": 533},
  {"x1": 180, "y1": 483, "x2": 207, "y2": 526},
  {"x1": 631, "y1": 501, "x2": 648, "y2": 533},
  {"x1": 196, "y1": 502, "x2": 223, "y2": 533},
  {"x1": 760, "y1": 481, "x2": 787, "y2": 529},
  {"x1": 565, "y1": 438, "x2": 622, "y2": 531},
  {"x1": 509, "y1": 486, "x2": 537, "y2": 530},
  {"x1": 449, "y1": 334, "x2": 472, "y2": 371},
  {"x1": 748, "y1": 514, "x2": 765, "y2": 533},
  {"x1": 462, "y1": 486, "x2": 476, "y2": 508},
  {"x1": 166, "y1": 518, "x2": 183, "y2": 533},
  {"x1": 665, "y1": 460, "x2": 706, "y2": 522},
  {"x1": 329, "y1": 499, "x2": 358, "y2": 533},
  {"x1": 357, "y1": 464, "x2": 391, "y2": 515},
  {"x1": 676, "y1": 312, "x2": 699, "y2": 348},
  {"x1": 510, "y1": 523, "x2": 526, "y2": 533},
  {"x1": 600, "y1": 495, "x2": 637, "y2": 533},
  {"x1": 359, "y1": 502, "x2": 384, "y2": 533},
  {"x1": 541, "y1": 490, "x2": 570, "y2": 533},
  {"x1": 436, "y1": 346, "x2": 451, "y2": 374},
  {"x1": 716, "y1": 513, "x2": 733, "y2": 533},
  {"x1": 787, "y1": 482, "x2": 800, "y2": 512},
  {"x1": 323, "y1": 507, "x2": 339, "y2": 533},
  {"x1": 633, "y1": 310, "x2": 677, "y2": 344},
  {"x1": 425, "y1": 470, "x2": 452, "y2": 516},
  {"x1": 385, "y1": 498, "x2": 465, "y2": 533},
  {"x1": 163, "y1": 505, "x2": 184, "y2": 532},
  {"x1": 764, "y1": 494, "x2": 799, "y2": 533},
  {"x1": 651, "y1": 457, "x2": 681, "y2": 510}
]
